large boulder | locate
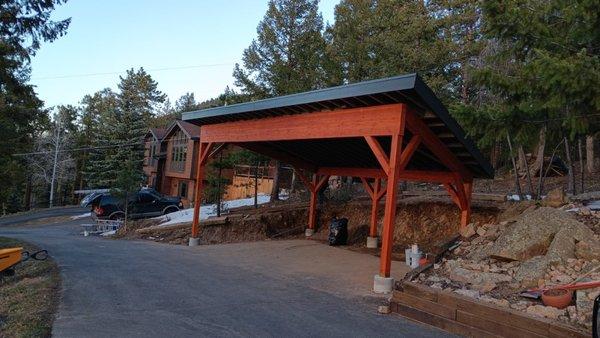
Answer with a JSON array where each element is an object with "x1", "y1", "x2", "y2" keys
[
  {"x1": 488, "y1": 207, "x2": 593, "y2": 262},
  {"x1": 543, "y1": 187, "x2": 568, "y2": 207},
  {"x1": 575, "y1": 239, "x2": 600, "y2": 260}
]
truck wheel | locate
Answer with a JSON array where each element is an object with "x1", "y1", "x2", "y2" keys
[{"x1": 164, "y1": 207, "x2": 179, "y2": 215}]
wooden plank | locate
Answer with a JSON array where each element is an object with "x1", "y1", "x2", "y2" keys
[
  {"x1": 396, "y1": 284, "x2": 438, "y2": 302},
  {"x1": 201, "y1": 103, "x2": 406, "y2": 143},
  {"x1": 393, "y1": 292, "x2": 455, "y2": 319},
  {"x1": 394, "y1": 303, "x2": 499, "y2": 338},
  {"x1": 456, "y1": 310, "x2": 544, "y2": 338},
  {"x1": 436, "y1": 291, "x2": 549, "y2": 336},
  {"x1": 547, "y1": 324, "x2": 589, "y2": 338}
]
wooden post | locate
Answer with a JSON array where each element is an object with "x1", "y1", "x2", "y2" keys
[
  {"x1": 460, "y1": 180, "x2": 473, "y2": 228},
  {"x1": 370, "y1": 178, "x2": 381, "y2": 237},
  {"x1": 379, "y1": 133, "x2": 403, "y2": 277},
  {"x1": 308, "y1": 174, "x2": 318, "y2": 231},
  {"x1": 191, "y1": 142, "x2": 214, "y2": 239}
]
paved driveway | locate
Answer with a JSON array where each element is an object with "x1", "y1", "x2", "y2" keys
[{"x1": 0, "y1": 209, "x2": 453, "y2": 337}]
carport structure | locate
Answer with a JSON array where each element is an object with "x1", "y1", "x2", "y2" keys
[{"x1": 183, "y1": 74, "x2": 493, "y2": 291}]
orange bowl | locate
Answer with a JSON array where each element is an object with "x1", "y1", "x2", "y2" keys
[{"x1": 541, "y1": 288, "x2": 573, "y2": 309}]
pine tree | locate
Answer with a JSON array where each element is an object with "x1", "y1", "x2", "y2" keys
[
  {"x1": 0, "y1": 0, "x2": 70, "y2": 211},
  {"x1": 233, "y1": 0, "x2": 329, "y2": 98},
  {"x1": 118, "y1": 68, "x2": 166, "y2": 124}
]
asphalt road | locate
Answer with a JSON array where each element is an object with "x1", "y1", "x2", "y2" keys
[
  {"x1": 0, "y1": 206, "x2": 87, "y2": 227},
  {"x1": 0, "y1": 209, "x2": 453, "y2": 337}
]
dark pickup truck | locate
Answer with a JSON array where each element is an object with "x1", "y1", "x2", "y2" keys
[{"x1": 82, "y1": 188, "x2": 183, "y2": 220}]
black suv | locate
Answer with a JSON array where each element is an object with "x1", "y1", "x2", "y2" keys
[{"x1": 82, "y1": 188, "x2": 183, "y2": 220}]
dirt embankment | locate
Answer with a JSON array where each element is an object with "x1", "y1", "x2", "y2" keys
[{"x1": 118, "y1": 198, "x2": 501, "y2": 256}]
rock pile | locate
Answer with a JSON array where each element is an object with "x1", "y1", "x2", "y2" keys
[{"x1": 416, "y1": 203, "x2": 600, "y2": 332}]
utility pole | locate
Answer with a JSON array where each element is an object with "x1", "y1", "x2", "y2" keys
[{"x1": 49, "y1": 114, "x2": 62, "y2": 208}]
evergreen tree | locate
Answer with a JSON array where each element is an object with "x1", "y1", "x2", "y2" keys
[
  {"x1": 0, "y1": 0, "x2": 70, "y2": 211},
  {"x1": 118, "y1": 67, "x2": 166, "y2": 124},
  {"x1": 233, "y1": 0, "x2": 329, "y2": 98},
  {"x1": 327, "y1": 0, "x2": 457, "y2": 101},
  {"x1": 174, "y1": 92, "x2": 200, "y2": 113},
  {"x1": 82, "y1": 89, "x2": 120, "y2": 188},
  {"x1": 232, "y1": 0, "x2": 330, "y2": 199}
]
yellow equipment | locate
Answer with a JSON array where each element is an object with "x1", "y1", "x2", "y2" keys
[{"x1": 0, "y1": 247, "x2": 23, "y2": 273}]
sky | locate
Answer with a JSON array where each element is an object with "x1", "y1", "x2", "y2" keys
[{"x1": 30, "y1": 0, "x2": 339, "y2": 109}]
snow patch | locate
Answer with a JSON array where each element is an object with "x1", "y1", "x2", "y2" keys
[
  {"x1": 71, "y1": 212, "x2": 92, "y2": 220},
  {"x1": 100, "y1": 230, "x2": 116, "y2": 237},
  {"x1": 155, "y1": 193, "x2": 287, "y2": 226}
]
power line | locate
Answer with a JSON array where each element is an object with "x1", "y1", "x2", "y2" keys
[
  {"x1": 12, "y1": 142, "x2": 143, "y2": 157},
  {"x1": 31, "y1": 62, "x2": 236, "y2": 80}
]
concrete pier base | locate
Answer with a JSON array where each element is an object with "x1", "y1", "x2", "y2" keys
[
  {"x1": 373, "y1": 274, "x2": 394, "y2": 294},
  {"x1": 188, "y1": 238, "x2": 200, "y2": 246},
  {"x1": 305, "y1": 228, "x2": 314, "y2": 237},
  {"x1": 366, "y1": 236, "x2": 378, "y2": 248}
]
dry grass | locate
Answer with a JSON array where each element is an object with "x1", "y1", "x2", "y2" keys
[{"x1": 0, "y1": 237, "x2": 60, "y2": 338}]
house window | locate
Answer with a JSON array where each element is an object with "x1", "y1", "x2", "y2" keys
[
  {"x1": 178, "y1": 181, "x2": 188, "y2": 198},
  {"x1": 170, "y1": 130, "x2": 187, "y2": 172}
]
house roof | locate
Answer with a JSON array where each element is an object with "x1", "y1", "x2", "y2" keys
[
  {"x1": 182, "y1": 74, "x2": 493, "y2": 178},
  {"x1": 163, "y1": 120, "x2": 201, "y2": 140},
  {"x1": 145, "y1": 128, "x2": 167, "y2": 141}
]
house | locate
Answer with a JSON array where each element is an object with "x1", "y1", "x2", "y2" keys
[
  {"x1": 143, "y1": 120, "x2": 292, "y2": 207},
  {"x1": 161, "y1": 120, "x2": 202, "y2": 207},
  {"x1": 143, "y1": 127, "x2": 167, "y2": 192}
]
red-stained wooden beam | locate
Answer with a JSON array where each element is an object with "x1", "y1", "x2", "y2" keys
[
  {"x1": 369, "y1": 178, "x2": 381, "y2": 237},
  {"x1": 364, "y1": 136, "x2": 390, "y2": 175},
  {"x1": 201, "y1": 104, "x2": 407, "y2": 143},
  {"x1": 380, "y1": 133, "x2": 403, "y2": 277},
  {"x1": 443, "y1": 183, "x2": 461, "y2": 208},
  {"x1": 317, "y1": 167, "x2": 456, "y2": 183},
  {"x1": 191, "y1": 142, "x2": 213, "y2": 238},
  {"x1": 360, "y1": 177, "x2": 375, "y2": 199},
  {"x1": 293, "y1": 168, "x2": 315, "y2": 193},
  {"x1": 376, "y1": 183, "x2": 387, "y2": 201},
  {"x1": 405, "y1": 110, "x2": 471, "y2": 180},
  {"x1": 315, "y1": 174, "x2": 329, "y2": 192},
  {"x1": 398, "y1": 135, "x2": 421, "y2": 170},
  {"x1": 318, "y1": 167, "x2": 386, "y2": 179}
]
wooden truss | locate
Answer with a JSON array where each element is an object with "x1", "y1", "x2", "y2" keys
[{"x1": 190, "y1": 103, "x2": 473, "y2": 278}]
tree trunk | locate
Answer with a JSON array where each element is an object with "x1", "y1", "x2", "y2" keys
[
  {"x1": 564, "y1": 137, "x2": 575, "y2": 195},
  {"x1": 518, "y1": 146, "x2": 534, "y2": 198},
  {"x1": 270, "y1": 161, "x2": 281, "y2": 202},
  {"x1": 253, "y1": 160, "x2": 259, "y2": 209},
  {"x1": 24, "y1": 174, "x2": 32, "y2": 210},
  {"x1": 216, "y1": 153, "x2": 223, "y2": 217},
  {"x1": 124, "y1": 191, "x2": 129, "y2": 231},
  {"x1": 587, "y1": 135, "x2": 595, "y2": 174},
  {"x1": 517, "y1": 146, "x2": 527, "y2": 172},
  {"x1": 578, "y1": 137, "x2": 584, "y2": 193},
  {"x1": 531, "y1": 127, "x2": 546, "y2": 177},
  {"x1": 535, "y1": 127, "x2": 547, "y2": 199},
  {"x1": 290, "y1": 169, "x2": 296, "y2": 193},
  {"x1": 506, "y1": 133, "x2": 523, "y2": 198}
]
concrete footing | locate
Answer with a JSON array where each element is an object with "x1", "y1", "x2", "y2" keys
[
  {"x1": 373, "y1": 274, "x2": 394, "y2": 294},
  {"x1": 188, "y1": 237, "x2": 200, "y2": 246},
  {"x1": 366, "y1": 236, "x2": 378, "y2": 248},
  {"x1": 305, "y1": 228, "x2": 314, "y2": 237}
]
